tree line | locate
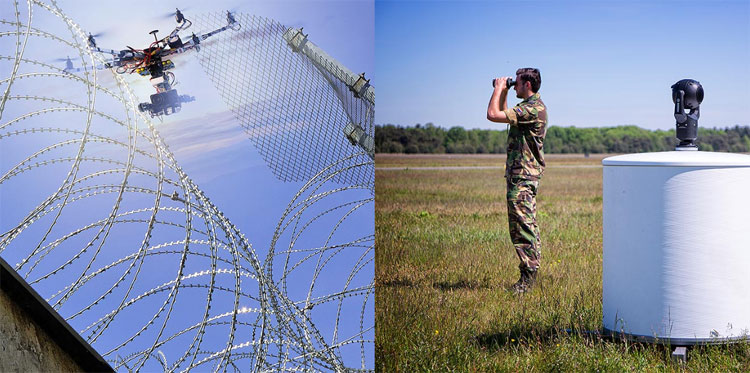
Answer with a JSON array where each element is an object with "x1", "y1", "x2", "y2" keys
[{"x1": 375, "y1": 124, "x2": 750, "y2": 154}]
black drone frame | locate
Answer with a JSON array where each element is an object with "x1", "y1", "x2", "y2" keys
[{"x1": 70, "y1": 10, "x2": 241, "y2": 117}]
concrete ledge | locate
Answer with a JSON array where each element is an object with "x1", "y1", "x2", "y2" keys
[{"x1": 0, "y1": 257, "x2": 113, "y2": 372}]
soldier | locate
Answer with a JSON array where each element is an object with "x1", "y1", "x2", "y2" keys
[{"x1": 486, "y1": 68, "x2": 547, "y2": 294}]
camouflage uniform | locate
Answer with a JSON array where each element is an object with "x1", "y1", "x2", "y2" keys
[{"x1": 502, "y1": 92, "x2": 547, "y2": 272}]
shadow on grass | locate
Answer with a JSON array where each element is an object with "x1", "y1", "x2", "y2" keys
[
  {"x1": 473, "y1": 327, "x2": 604, "y2": 351},
  {"x1": 378, "y1": 278, "x2": 494, "y2": 291},
  {"x1": 432, "y1": 279, "x2": 493, "y2": 291},
  {"x1": 379, "y1": 278, "x2": 414, "y2": 287},
  {"x1": 473, "y1": 326, "x2": 750, "y2": 361}
]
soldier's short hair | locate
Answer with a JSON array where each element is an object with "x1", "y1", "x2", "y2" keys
[{"x1": 516, "y1": 68, "x2": 541, "y2": 93}]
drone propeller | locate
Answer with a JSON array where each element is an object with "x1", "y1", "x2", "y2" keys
[
  {"x1": 86, "y1": 31, "x2": 108, "y2": 48},
  {"x1": 158, "y1": 7, "x2": 191, "y2": 21},
  {"x1": 50, "y1": 56, "x2": 75, "y2": 71},
  {"x1": 226, "y1": 5, "x2": 246, "y2": 14},
  {"x1": 226, "y1": 10, "x2": 237, "y2": 25}
]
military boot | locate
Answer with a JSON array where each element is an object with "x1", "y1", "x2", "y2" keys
[{"x1": 511, "y1": 268, "x2": 537, "y2": 294}]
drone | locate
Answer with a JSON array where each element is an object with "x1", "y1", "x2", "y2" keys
[{"x1": 64, "y1": 9, "x2": 241, "y2": 117}]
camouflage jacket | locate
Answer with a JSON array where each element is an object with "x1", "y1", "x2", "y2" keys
[{"x1": 502, "y1": 92, "x2": 547, "y2": 180}]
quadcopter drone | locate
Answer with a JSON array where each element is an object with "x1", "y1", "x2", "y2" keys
[{"x1": 65, "y1": 9, "x2": 241, "y2": 117}]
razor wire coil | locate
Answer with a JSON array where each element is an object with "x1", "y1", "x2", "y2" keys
[{"x1": 0, "y1": 1, "x2": 373, "y2": 371}]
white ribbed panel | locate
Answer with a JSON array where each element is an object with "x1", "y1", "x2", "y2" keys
[{"x1": 603, "y1": 152, "x2": 750, "y2": 341}]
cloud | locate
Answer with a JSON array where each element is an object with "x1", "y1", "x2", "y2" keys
[{"x1": 157, "y1": 109, "x2": 246, "y2": 161}]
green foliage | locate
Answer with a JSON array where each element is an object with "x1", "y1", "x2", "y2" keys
[{"x1": 375, "y1": 124, "x2": 750, "y2": 154}]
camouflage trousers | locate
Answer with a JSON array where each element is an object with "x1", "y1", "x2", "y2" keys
[{"x1": 506, "y1": 177, "x2": 541, "y2": 272}]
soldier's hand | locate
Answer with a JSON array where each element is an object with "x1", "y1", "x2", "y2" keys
[{"x1": 494, "y1": 77, "x2": 509, "y2": 93}]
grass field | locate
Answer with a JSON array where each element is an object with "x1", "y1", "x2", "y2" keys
[{"x1": 375, "y1": 154, "x2": 750, "y2": 372}]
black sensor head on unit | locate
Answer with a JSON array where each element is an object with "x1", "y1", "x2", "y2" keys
[{"x1": 671, "y1": 79, "x2": 703, "y2": 150}]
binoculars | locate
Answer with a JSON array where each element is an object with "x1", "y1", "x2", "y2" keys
[{"x1": 492, "y1": 78, "x2": 516, "y2": 89}]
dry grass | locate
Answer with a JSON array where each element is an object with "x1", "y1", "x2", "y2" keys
[{"x1": 375, "y1": 154, "x2": 750, "y2": 372}]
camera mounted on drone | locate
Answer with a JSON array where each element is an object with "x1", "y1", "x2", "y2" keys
[{"x1": 65, "y1": 9, "x2": 241, "y2": 118}]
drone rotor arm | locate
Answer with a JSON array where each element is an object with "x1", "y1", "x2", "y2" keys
[
  {"x1": 161, "y1": 43, "x2": 198, "y2": 58},
  {"x1": 87, "y1": 46, "x2": 143, "y2": 73},
  {"x1": 61, "y1": 62, "x2": 114, "y2": 73},
  {"x1": 89, "y1": 46, "x2": 120, "y2": 56},
  {"x1": 190, "y1": 12, "x2": 241, "y2": 44},
  {"x1": 164, "y1": 18, "x2": 192, "y2": 45},
  {"x1": 199, "y1": 25, "x2": 231, "y2": 42}
]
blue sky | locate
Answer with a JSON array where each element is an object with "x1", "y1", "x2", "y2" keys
[{"x1": 376, "y1": 0, "x2": 750, "y2": 130}]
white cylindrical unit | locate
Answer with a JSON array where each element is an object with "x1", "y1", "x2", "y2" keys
[{"x1": 603, "y1": 151, "x2": 750, "y2": 344}]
